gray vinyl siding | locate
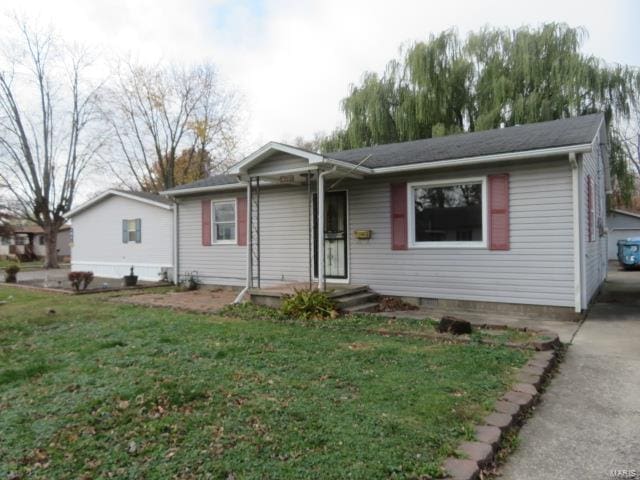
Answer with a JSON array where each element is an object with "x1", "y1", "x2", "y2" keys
[
  {"x1": 248, "y1": 153, "x2": 309, "y2": 176},
  {"x1": 606, "y1": 211, "x2": 640, "y2": 259},
  {"x1": 607, "y1": 211, "x2": 640, "y2": 230},
  {"x1": 178, "y1": 192, "x2": 246, "y2": 285},
  {"x1": 345, "y1": 159, "x2": 576, "y2": 307},
  {"x1": 177, "y1": 157, "x2": 580, "y2": 308},
  {"x1": 581, "y1": 131, "x2": 608, "y2": 302},
  {"x1": 178, "y1": 185, "x2": 313, "y2": 286}
]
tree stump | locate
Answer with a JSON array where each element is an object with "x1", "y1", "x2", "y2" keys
[{"x1": 438, "y1": 316, "x2": 472, "y2": 335}]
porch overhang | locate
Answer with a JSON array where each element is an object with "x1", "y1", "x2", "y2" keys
[{"x1": 228, "y1": 142, "x2": 373, "y2": 178}]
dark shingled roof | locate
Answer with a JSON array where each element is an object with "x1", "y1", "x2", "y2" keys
[
  {"x1": 327, "y1": 114, "x2": 603, "y2": 168},
  {"x1": 116, "y1": 190, "x2": 173, "y2": 205},
  {"x1": 169, "y1": 115, "x2": 603, "y2": 193},
  {"x1": 165, "y1": 174, "x2": 239, "y2": 192}
]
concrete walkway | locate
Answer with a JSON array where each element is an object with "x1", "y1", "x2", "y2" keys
[{"x1": 500, "y1": 266, "x2": 640, "y2": 480}]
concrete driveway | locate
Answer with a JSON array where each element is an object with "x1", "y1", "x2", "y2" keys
[
  {"x1": 16, "y1": 268, "x2": 69, "y2": 283},
  {"x1": 500, "y1": 265, "x2": 640, "y2": 480}
]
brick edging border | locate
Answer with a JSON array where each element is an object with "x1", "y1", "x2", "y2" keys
[
  {"x1": 0, "y1": 282, "x2": 170, "y2": 295},
  {"x1": 441, "y1": 349, "x2": 558, "y2": 480},
  {"x1": 365, "y1": 327, "x2": 560, "y2": 351}
]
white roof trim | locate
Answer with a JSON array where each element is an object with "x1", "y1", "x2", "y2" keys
[
  {"x1": 369, "y1": 143, "x2": 594, "y2": 174},
  {"x1": 162, "y1": 183, "x2": 246, "y2": 196},
  {"x1": 610, "y1": 209, "x2": 640, "y2": 220},
  {"x1": 228, "y1": 142, "x2": 325, "y2": 174},
  {"x1": 163, "y1": 142, "x2": 596, "y2": 196},
  {"x1": 66, "y1": 190, "x2": 172, "y2": 217}
]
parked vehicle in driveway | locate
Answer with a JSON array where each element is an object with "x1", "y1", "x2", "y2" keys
[{"x1": 617, "y1": 237, "x2": 640, "y2": 269}]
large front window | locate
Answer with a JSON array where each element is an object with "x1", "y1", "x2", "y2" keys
[
  {"x1": 212, "y1": 200, "x2": 236, "y2": 243},
  {"x1": 410, "y1": 178, "x2": 485, "y2": 247}
]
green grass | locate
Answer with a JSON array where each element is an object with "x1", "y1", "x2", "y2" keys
[
  {"x1": 0, "y1": 288, "x2": 529, "y2": 479},
  {"x1": 0, "y1": 259, "x2": 45, "y2": 269}
]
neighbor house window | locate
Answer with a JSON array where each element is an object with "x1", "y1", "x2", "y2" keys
[
  {"x1": 38, "y1": 235, "x2": 45, "y2": 245},
  {"x1": 410, "y1": 178, "x2": 486, "y2": 247},
  {"x1": 122, "y1": 219, "x2": 141, "y2": 243},
  {"x1": 1, "y1": 236, "x2": 9, "y2": 245},
  {"x1": 212, "y1": 200, "x2": 236, "y2": 243}
]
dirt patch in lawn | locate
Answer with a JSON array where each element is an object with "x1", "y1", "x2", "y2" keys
[{"x1": 112, "y1": 286, "x2": 239, "y2": 313}]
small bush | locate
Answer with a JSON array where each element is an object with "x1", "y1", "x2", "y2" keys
[
  {"x1": 4, "y1": 263, "x2": 20, "y2": 283},
  {"x1": 68, "y1": 271, "x2": 94, "y2": 292},
  {"x1": 281, "y1": 289, "x2": 337, "y2": 321}
]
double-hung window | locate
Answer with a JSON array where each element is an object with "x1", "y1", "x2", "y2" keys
[
  {"x1": 212, "y1": 200, "x2": 236, "y2": 243},
  {"x1": 409, "y1": 177, "x2": 486, "y2": 248},
  {"x1": 122, "y1": 219, "x2": 141, "y2": 243}
]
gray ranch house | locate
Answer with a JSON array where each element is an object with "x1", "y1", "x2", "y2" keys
[{"x1": 163, "y1": 114, "x2": 609, "y2": 316}]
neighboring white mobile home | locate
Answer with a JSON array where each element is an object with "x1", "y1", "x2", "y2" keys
[
  {"x1": 164, "y1": 114, "x2": 609, "y2": 315},
  {"x1": 67, "y1": 190, "x2": 174, "y2": 281}
]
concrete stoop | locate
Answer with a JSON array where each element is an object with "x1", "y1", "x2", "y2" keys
[
  {"x1": 441, "y1": 349, "x2": 559, "y2": 480},
  {"x1": 248, "y1": 284, "x2": 380, "y2": 313}
]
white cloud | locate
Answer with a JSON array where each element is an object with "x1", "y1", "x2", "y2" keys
[{"x1": 4, "y1": 0, "x2": 639, "y2": 156}]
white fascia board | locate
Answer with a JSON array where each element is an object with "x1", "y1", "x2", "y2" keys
[
  {"x1": 369, "y1": 144, "x2": 594, "y2": 175},
  {"x1": 66, "y1": 190, "x2": 172, "y2": 217},
  {"x1": 162, "y1": 183, "x2": 246, "y2": 196}
]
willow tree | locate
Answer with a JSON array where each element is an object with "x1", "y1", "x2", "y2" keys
[{"x1": 322, "y1": 24, "x2": 640, "y2": 202}]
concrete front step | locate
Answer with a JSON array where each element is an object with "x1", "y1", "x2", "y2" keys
[
  {"x1": 343, "y1": 302, "x2": 380, "y2": 314},
  {"x1": 334, "y1": 291, "x2": 379, "y2": 309},
  {"x1": 327, "y1": 285, "x2": 370, "y2": 299}
]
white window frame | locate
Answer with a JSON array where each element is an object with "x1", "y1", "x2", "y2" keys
[
  {"x1": 211, "y1": 199, "x2": 237, "y2": 245},
  {"x1": 408, "y1": 176, "x2": 488, "y2": 249},
  {"x1": 125, "y1": 219, "x2": 140, "y2": 243}
]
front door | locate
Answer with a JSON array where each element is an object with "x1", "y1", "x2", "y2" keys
[{"x1": 314, "y1": 191, "x2": 348, "y2": 279}]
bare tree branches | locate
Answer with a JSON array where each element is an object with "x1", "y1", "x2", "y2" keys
[
  {"x1": 103, "y1": 61, "x2": 240, "y2": 192},
  {"x1": 0, "y1": 16, "x2": 102, "y2": 267}
]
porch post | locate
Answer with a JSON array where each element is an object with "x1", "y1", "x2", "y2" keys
[
  {"x1": 246, "y1": 180, "x2": 253, "y2": 289},
  {"x1": 317, "y1": 171, "x2": 325, "y2": 291}
]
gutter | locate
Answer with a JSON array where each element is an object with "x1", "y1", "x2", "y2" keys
[
  {"x1": 172, "y1": 198, "x2": 179, "y2": 284},
  {"x1": 569, "y1": 153, "x2": 582, "y2": 313},
  {"x1": 161, "y1": 183, "x2": 245, "y2": 197},
  {"x1": 369, "y1": 143, "x2": 593, "y2": 175}
]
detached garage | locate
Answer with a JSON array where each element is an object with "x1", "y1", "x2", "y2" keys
[
  {"x1": 607, "y1": 209, "x2": 640, "y2": 259},
  {"x1": 67, "y1": 190, "x2": 174, "y2": 281}
]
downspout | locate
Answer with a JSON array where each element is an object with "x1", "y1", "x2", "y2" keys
[
  {"x1": 570, "y1": 153, "x2": 582, "y2": 313},
  {"x1": 317, "y1": 166, "x2": 337, "y2": 291},
  {"x1": 234, "y1": 180, "x2": 251, "y2": 304},
  {"x1": 172, "y1": 198, "x2": 179, "y2": 285}
]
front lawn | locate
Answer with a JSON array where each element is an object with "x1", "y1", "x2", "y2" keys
[
  {"x1": 0, "y1": 287, "x2": 528, "y2": 479},
  {"x1": 0, "y1": 259, "x2": 44, "y2": 269}
]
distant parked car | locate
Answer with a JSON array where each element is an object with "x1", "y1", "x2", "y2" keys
[{"x1": 617, "y1": 237, "x2": 640, "y2": 270}]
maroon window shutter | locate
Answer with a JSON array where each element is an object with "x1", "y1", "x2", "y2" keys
[
  {"x1": 488, "y1": 174, "x2": 510, "y2": 250},
  {"x1": 201, "y1": 199, "x2": 211, "y2": 246},
  {"x1": 236, "y1": 197, "x2": 247, "y2": 246},
  {"x1": 587, "y1": 175, "x2": 595, "y2": 242},
  {"x1": 390, "y1": 182, "x2": 408, "y2": 250}
]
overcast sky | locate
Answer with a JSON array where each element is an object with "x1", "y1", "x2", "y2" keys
[{"x1": 4, "y1": 0, "x2": 640, "y2": 156}]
